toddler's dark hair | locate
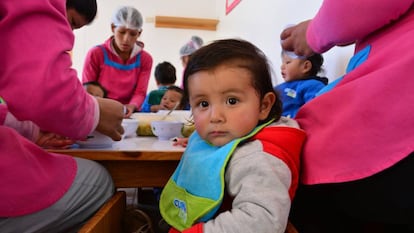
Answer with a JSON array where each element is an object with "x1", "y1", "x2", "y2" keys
[
  {"x1": 307, "y1": 53, "x2": 324, "y2": 76},
  {"x1": 66, "y1": 0, "x2": 97, "y2": 24},
  {"x1": 183, "y1": 38, "x2": 282, "y2": 125},
  {"x1": 154, "y1": 61, "x2": 177, "y2": 85}
]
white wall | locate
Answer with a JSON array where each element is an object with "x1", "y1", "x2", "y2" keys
[
  {"x1": 72, "y1": 0, "x2": 354, "y2": 92},
  {"x1": 214, "y1": 0, "x2": 354, "y2": 85}
]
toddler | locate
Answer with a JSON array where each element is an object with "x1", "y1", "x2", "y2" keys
[
  {"x1": 157, "y1": 86, "x2": 186, "y2": 112},
  {"x1": 159, "y1": 39, "x2": 306, "y2": 233},
  {"x1": 141, "y1": 61, "x2": 177, "y2": 112},
  {"x1": 274, "y1": 51, "x2": 328, "y2": 118}
]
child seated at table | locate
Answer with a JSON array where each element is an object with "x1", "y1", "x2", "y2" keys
[
  {"x1": 159, "y1": 39, "x2": 306, "y2": 233},
  {"x1": 155, "y1": 85, "x2": 186, "y2": 112},
  {"x1": 141, "y1": 61, "x2": 177, "y2": 112}
]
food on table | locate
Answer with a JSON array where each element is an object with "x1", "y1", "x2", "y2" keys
[{"x1": 181, "y1": 123, "x2": 195, "y2": 138}]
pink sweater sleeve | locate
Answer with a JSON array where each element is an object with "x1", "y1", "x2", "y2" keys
[
  {"x1": 129, "y1": 50, "x2": 153, "y2": 109},
  {"x1": 82, "y1": 46, "x2": 103, "y2": 83},
  {"x1": 0, "y1": 0, "x2": 97, "y2": 140},
  {"x1": 307, "y1": 0, "x2": 414, "y2": 53}
]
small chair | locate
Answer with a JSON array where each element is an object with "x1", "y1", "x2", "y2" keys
[{"x1": 78, "y1": 191, "x2": 126, "y2": 233}]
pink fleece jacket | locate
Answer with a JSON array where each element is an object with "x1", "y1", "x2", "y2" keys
[
  {"x1": 82, "y1": 37, "x2": 153, "y2": 110},
  {"x1": 0, "y1": 0, "x2": 98, "y2": 216},
  {"x1": 295, "y1": 0, "x2": 414, "y2": 184}
]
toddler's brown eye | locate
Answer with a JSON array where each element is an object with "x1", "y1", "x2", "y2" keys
[
  {"x1": 227, "y1": 98, "x2": 238, "y2": 105},
  {"x1": 200, "y1": 101, "x2": 209, "y2": 108}
]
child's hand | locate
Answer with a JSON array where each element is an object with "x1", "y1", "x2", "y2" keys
[
  {"x1": 150, "y1": 104, "x2": 161, "y2": 113},
  {"x1": 36, "y1": 131, "x2": 75, "y2": 149},
  {"x1": 172, "y1": 137, "x2": 188, "y2": 147}
]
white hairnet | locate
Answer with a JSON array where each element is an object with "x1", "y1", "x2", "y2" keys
[
  {"x1": 112, "y1": 6, "x2": 143, "y2": 31},
  {"x1": 179, "y1": 36, "x2": 204, "y2": 57}
]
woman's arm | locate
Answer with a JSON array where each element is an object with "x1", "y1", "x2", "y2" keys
[
  {"x1": 82, "y1": 46, "x2": 104, "y2": 83},
  {"x1": 129, "y1": 51, "x2": 153, "y2": 111},
  {"x1": 0, "y1": 0, "x2": 97, "y2": 139},
  {"x1": 307, "y1": 0, "x2": 413, "y2": 53},
  {"x1": 281, "y1": 0, "x2": 413, "y2": 55}
]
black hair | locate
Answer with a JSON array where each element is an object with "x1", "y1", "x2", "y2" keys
[
  {"x1": 83, "y1": 81, "x2": 107, "y2": 98},
  {"x1": 183, "y1": 38, "x2": 282, "y2": 125},
  {"x1": 306, "y1": 53, "x2": 324, "y2": 76},
  {"x1": 166, "y1": 85, "x2": 187, "y2": 110},
  {"x1": 66, "y1": 0, "x2": 97, "y2": 24},
  {"x1": 154, "y1": 61, "x2": 177, "y2": 85}
]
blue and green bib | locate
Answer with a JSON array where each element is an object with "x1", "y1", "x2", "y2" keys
[{"x1": 159, "y1": 122, "x2": 270, "y2": 231}]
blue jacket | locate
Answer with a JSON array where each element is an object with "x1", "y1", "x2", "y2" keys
[{"x1": 275, "y1": 76, "x2": 328, "y2": 118}]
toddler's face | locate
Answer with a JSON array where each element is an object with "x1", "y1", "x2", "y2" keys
[
  {"x1": 280, "y1": 53, "x2": 309, "y2": 82},
  {"x1": 160, "y1": 90, "x2": 183, "y2": 110},
  {"x1": 188, "y1": 64, "x2": 271, "y2": 146}
]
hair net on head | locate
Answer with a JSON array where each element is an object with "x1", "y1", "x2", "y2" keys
[
  {"x1": 112, "y1": 6, "x2": 143, "y2": 31},
  {"x1": 179, "y1": 36, "x2": 204, "y2": 57}
]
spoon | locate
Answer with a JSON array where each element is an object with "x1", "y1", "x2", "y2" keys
[{"x1": 161, "y1": 102, "x2": 179, "y2": 120}]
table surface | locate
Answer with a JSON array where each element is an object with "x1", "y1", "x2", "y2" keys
[
  {"x1": 48, "y1": 136, "x2": 184, "y2": 187},
  {"x1": 49, "y1": 136, "x2": 185, "y2": 160}
]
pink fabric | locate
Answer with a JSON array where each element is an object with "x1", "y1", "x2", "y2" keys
[
  {"x1": 296, "y1": 0, "x2": 414, "y2": 184},
  {"x1": 0, "y1": 0, "x2": 97, "y2": 216},
  {"x1": 82, "y1": 37, "x2": 153, "y2": 110},
  {"x1": 4, "y1": 111, "x2": 40, "y2": 142}
]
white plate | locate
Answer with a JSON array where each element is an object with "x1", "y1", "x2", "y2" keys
[{"x1": 76, "y1": 131, "x2": 114, "y2": 149}]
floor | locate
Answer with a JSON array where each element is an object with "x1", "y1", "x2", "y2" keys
[{"x1": 117, "y1": 188, "x2": 169, "y2": 233}]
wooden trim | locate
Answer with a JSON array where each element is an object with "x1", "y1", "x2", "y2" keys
[
  {"x1": 155, "y1": 16, "x2": 219, "y2": 31},
  {"x1": 78, "y1": 191, "x2": 126, "y2": 233}
]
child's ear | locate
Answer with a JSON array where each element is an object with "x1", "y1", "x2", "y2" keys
[
  {"x1": 111, "y1": 24, "x2": 116, "y2": 33},
  {"x1": 259, "y1": 92, "x2": 276, "y2": 120},
  {"x1": 302, "y1": 60, "x2": 312, "y2": 74}
]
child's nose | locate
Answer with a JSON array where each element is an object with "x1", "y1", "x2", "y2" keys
[{"x1": 209, "y1": 105, "x2": 224, "y2": 123}]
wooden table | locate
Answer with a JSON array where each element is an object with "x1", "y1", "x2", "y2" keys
[
  {"x1": 49, "y1": 137, "x2": 184, "y2": 188},
  {"x1": 49, "y1": 137, "x2": 184, "y2": 233}
]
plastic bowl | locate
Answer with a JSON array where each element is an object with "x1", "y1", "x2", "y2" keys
[
  {"x1": 151, "y1": 121, "x2": 184, "y2": 140},
  {"x1": 122, "y1": 118, "x2": 139, "y2": 138}
]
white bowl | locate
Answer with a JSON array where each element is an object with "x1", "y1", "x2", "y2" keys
[
  {"x1": 122, "y1": 118, "x2": 139, "y2": 138},
  {"x1": 77, "y1": 131, "x2": 114, "y2": 148},
  {"x1": 151, "y1": 121, "x2": 184, "y2": 140}
]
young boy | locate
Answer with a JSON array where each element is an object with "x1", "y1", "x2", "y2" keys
[
  {"x1": 141, "y1": 61, "x2": 177, "y2": 112},
  {"x1": 159, "y1": 39, "x2": 306, "y2": 233},
  {"x1": 157, "y1": 85, "x2": 186, "y2": 112},
  {"x1": 274, "y1": 51, "x2": 327, "y2": 118}
]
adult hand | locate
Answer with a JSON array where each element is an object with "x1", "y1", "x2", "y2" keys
[
  {"x1": 36, "y1": 131, "x2": 75, "y2": 149},
  {"x1": 96, "y1": 97, "x2": 124, "y2": 141},
  {"x1": 280, "y1": 20, "x2": 315, "y2": 57},
  {"x1": 124, "y1": 104, "x2": 136, "y2": 118}
]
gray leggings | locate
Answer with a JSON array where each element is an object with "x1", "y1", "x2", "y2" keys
[{"x1": 0, "y1": 157, "x2": 114, "y2": 233}]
